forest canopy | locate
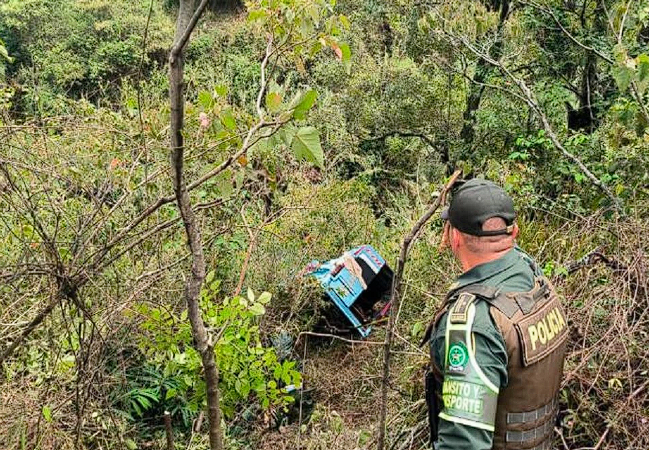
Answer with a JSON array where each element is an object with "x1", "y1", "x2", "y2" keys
[{"x1": 0, "y1": 0, "x2": 648, "y2": 449}]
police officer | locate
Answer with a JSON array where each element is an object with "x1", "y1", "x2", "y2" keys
[{"x1": 426, "y1": 179, "x2": 568, "y2": 450}]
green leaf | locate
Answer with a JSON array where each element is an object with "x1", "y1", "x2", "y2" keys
[
  {"x1": 252, "y1": 379, "x2": 265, "y2": 393},
  {"x1": 307, "y1": 5, "x2": 320, "y2": 26},
  {"x1": 0, "y1": 44, "x2": 13, "y2": 63},
  {"x1": 279, "y1": 126, "x2": 296, "y2": 146},
  {"x1": 215, "y1": 170, "x2": 233, "y2": 199},
  {"x1": 292, "y1": 90, "x2": 317, "y2": 120},
  {"x1": 22, "y1": 224, "x2": 34, "y2": 238},
  {"x1": 258, "y1": 292, "x2": 272, "y2": 304},
  {"x1": 339, "y1": 42, "x2": 351, "y2": 65},
  {"x1": 638, "y1": 54, "x2": 649, "y2": 82},
  {"x1": 247, "y1": 288, "x2": 255, "y2": 302},
  {"x1": 221, "y1": 109, "x2": 236, "y2": 130},
  {"x1": 235, "y1": 170, "x2": 245, "y2": 189},
  {"x1": 637, "y1": 54, "x2": 649, "y2": 93},
  {"x1": 265, "y1": 92, "x2": 282, "y2": 112},
  {"x1": 508, "y1": 151, "x2": 529, "y2": 161},
  {"x1": 131, "y1": 400, "x2": 142, "y2": 417},
  {"x1": 359, "y1": 429, "x2": 372, "y2": 445},
  {"x1": 249, "y1": 303, "x2": 266, "y2": 316},
  {"x1": 214, "y1": 84, "x2": 228, "y2": 97},
  {"x1": 612, "y1": 65, "x2": 634, "y2": 92},
  {"x1": 206, "y1": 270, "x2": 215, "y2": 284},
  {"x1": 613, "y1": 43, "x2": 628, "y2": 63},
  {"x1": 339, "y1": 14, "x2": 350, "y2": 30},
  {"x1": 240, "y1": 379, "x2": 250, "y2": 397},
  {"x1": 411, "y1": 322, "x2": 423, "y2": 338},
  {"x1": 309, "y1": 40, "x2": 323, "y2": 57},
  {"x1": 125, "y1": 439, "x2": 137, "y2": 450},
  {"x1": 42, "y1": 405, "x2": 52, "y2": 422},
  {"x1": 248, "y1": 10, "x2": 267, "y2": 22},
  {"x1": 290, "y1": 127, "x2": 324, "y2": 168},
  {"x1": 249, "y1": 136, "x2": 269, "y2": 156},
  {"x1": 198, "y1": 91, "x2": 212, "y2": 109}
]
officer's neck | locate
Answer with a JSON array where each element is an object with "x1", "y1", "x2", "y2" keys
[{"x1": 458, "y1": 247, "x2": 513, "y2": 272}]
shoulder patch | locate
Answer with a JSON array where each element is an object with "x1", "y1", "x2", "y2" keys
[{"x1": 450, "y1": 293, "x2": 476, "y2": 324}]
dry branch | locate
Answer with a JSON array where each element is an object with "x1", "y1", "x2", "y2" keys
[
  {"x1": 0, "y1": 293, "x2": 60, "y2": 366},
  {"x1": 296, "y1": 331, "x2": 385, "y2": 346},
  {"x1": 377, "y1": 170, "x2": 462, "y2": 450}
]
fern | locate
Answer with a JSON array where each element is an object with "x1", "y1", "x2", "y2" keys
[{"x1": 127, "y1": 387, "x2": 160, "y2": 418}]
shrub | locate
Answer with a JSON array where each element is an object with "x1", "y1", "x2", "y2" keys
[{"x1": 130, "y1": 277, "x2": 301, "y2": 421}]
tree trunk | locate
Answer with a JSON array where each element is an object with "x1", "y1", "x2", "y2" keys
[{"x1": 169, "y1": 1, "x2": 224, "y2": 449}]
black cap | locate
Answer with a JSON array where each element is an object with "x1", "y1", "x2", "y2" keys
[{"x1": 441, "y1": 179, "x2": 516, "y2": 236}]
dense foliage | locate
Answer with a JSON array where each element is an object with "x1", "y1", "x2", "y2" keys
[{"x1": 1, "y1": 0, "x2": 648, "y2": 449}]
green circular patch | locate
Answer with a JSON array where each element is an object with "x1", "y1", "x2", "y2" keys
[{"x1": 448, "y1": 342, "x2": 468, "y2": 370}]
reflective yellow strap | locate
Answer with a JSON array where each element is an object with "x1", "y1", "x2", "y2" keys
[
  {"x1": 465, "y1": 304, "x2": 499, "y2": 394},
  {"x1": 439, "y1": 412, "x2": 495, "y2": 432}
]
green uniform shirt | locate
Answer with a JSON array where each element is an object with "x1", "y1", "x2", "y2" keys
[{"x1": 431, "y1": 247, "x2": 541, "y2": 450}]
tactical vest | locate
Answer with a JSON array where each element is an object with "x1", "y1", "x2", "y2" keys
[{"x1": 434, "y1": 276, "x2": 568, "y2": 450}]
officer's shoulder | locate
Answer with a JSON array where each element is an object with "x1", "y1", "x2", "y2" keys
[
  {"x1": 514, "y1": 246, "x2": 543, "y2": 276},
  {"x1": 446, "y1": 292, "x2": 496, "y2": 332}
]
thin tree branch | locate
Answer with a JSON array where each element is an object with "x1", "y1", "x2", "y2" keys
[
  {"x1": 96, "y1": 199, "x2": 226, "y2": 273},
  {"x1": 618, "y1": 0, "x2": 634, "y2": 43},
  {"x1": 135, "y1": 254, "x2": 191, "y2": 282},
  {"x1": 169, "y1": 0, "x2": 211, "y2": 64},
  {"x1": 0, "y1": 292, "x2": 61, "y2": 366},
  {"x1": 296, "y1": 331, "x2": 384, "y2": 346},
  {"x1": 256, "y1": 37, "x2": 274, "y2": 120},
  {"x1": 377, "y1": 170, "x2": 462, "y2": 450}
]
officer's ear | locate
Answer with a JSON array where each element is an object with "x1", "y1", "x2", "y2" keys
[
  {"x1": 450, "y1": 226, "x2": 462, "y2": 253},
  {"x1": 511, "y1": 223, "x2": 519, "y2": 239}
]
